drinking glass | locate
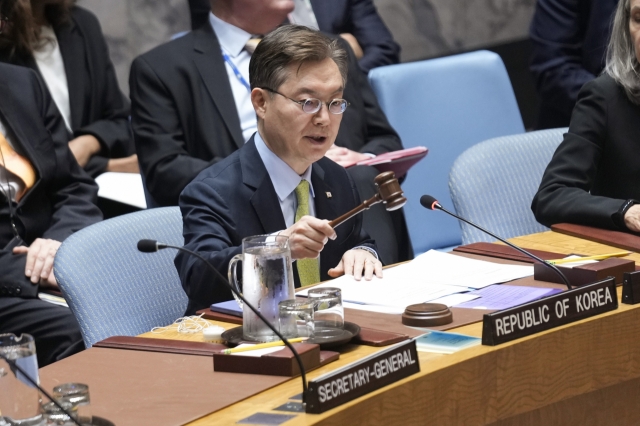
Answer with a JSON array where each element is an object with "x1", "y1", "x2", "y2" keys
[
  {"x1": 0, "y1": 333, "x2": 45, "y2": 426},
  {"x1": 52, "y1": 383, "x2": 91, "y2": 425},
  {"x1": 278, "y1": 299, "x2": 315, "y2": 338},
  {"x1": 307, "y1": 287, "x2": 344, "y2": 337}
]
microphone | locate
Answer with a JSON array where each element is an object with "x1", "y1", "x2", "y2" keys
[
  {"x1": 419, "y1": 195, "x2": 572, "y2": 290},
  {"x1": 0, "y1": 353, "x2": 83, "y2": 426},
  {"x1": 137, "y1": 239, "x2": 309, "y2": 403}
]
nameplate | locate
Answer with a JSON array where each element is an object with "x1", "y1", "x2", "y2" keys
[
  {"x1": 482, "y1": 277, "x2": 617, "y2": 346},
  {"x1": 305, "y1": 339, "x2": 419, "y2": 414}
]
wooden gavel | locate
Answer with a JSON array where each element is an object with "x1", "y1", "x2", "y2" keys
[{"x1": 329, "y1": 171, "x2": 407, "y2": 228}]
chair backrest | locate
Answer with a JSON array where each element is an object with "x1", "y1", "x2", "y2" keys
[
  {"x1": 54, "y1": 207, "x2": 187, "y2": 347},
  {"x1": 449, "y1": 128, "x2": 567, "y2": 244},
  {"x1": 368, "y1": 50, "x2": 525, "y2": 253}
]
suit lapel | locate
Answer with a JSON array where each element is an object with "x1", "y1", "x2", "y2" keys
[
  {"x1": 56, "y1": 18, "x2": 86, "y2": 129},
  {"x1": 311, "y1": 162, "x2": 338, "y2": 222},
  {"x1": 0, "y1": 85, "x2": 45, "y2": 194},
  {"x1": 192, "y1": 25, "x2": 244, "y2": 150},
  {"x1": 241, "y1": 137, "x2": 287, "y2": 233}
]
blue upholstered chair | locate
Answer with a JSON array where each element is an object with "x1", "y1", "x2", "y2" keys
[
  {"x1": 368, "y1": 50, "x2": 525, "y2": 253},
  {"x1": 53, "y1": 207, "x2": 187, "y2": 347},
  {"x1": 449, "y1": 128, "x2": 567, "y2": 244}
]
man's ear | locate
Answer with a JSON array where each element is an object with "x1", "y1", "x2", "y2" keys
[{"x1": 251, "y1": 88, "x2": 268, "y2": 120}]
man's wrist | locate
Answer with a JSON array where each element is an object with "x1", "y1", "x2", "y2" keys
[
  {"x1": 352, "y1": 245, "x2": 378, "y2": 260},
  {"x1": 614, "y1": 199, "x2": 638, "y2": 230}
]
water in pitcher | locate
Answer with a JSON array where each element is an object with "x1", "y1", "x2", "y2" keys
[
  {"x1": 0, "y1": 345, "x2": 44, "y2": 426},
  {"x1": 242, "y1": 245, "x2": 294, "y2": 342}
]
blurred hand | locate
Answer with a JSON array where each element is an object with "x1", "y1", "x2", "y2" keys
[
  {"x1": 68, "y1": 135, "x2": 101, "y2": 167},
  {"x1": 13, "y1": 238, "x2": 62, "y2": 288},
  {"x1": 107, "y1": 154, "x2": 140, "y2": 173},
  {"x1": 624, "y1": 205, "x2": 640, "y2": 233},
  {"x1": 325, "y1": 145, "x2": 370, "y2": 167},
  {"x1": 328, "y1": 248, "x2": 382, "y2": 281},
  {"x1": 279, "y1": 216, "x2": 336, "y2": 260},
  {"x1": 340, "y1": 33, "x2": 363, "y2": 59}
]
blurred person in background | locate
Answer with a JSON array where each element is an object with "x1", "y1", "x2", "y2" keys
[
  {"x1": 530, "y1": 0, "x2": 619, "y2": 129},
  {"x1": 532, "y1": 0, "x2": 640, "y2": 233},
  {"x1": 0, "y1": 0, "x2": 136, "y2": 178}
]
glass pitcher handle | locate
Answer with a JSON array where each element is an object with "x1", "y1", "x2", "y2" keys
[{"x1": 227, "y1": 254, "x2": 244, "y2": 310}]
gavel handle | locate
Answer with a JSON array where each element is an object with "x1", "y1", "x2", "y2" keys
[{"x1": 328, "y1": 194, "x2": 382, "y2": 228}]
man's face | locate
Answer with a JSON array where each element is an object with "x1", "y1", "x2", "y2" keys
[
  {"x1": 631, "y1": 0, "x2": 640, "y2": 62},
  {"x1": 255, "y1": 58, "x2": 344, "y2": 174},
  {"x1": 230, "y1": 0, "x2": 294, "y2": 34}
]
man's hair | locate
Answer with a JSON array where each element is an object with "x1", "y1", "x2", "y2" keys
[
  {"x1": 249, "y1": 24, "x2": 348, "y2": 91},
  {"x1": 605, "y1": 0, "x2": 640, "y2": 104}
]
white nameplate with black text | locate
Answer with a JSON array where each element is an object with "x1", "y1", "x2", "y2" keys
[
  {"x1": 482, "y1": 277, "x2": 617, "y2": 345},
  {"x1": 305, "y1": 339, "x2": 420, "y2": 414}
]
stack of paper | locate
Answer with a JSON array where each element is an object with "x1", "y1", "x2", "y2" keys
[
  {"x1": 299, "y1": 250, "x2": 534, "y2": 312},
  {"x1": 414, "y1": 330, "x2": 481, "y2": 354}
]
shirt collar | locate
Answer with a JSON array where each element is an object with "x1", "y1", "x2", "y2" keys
[
  {"x1": 254, "y1": 131, "x2": 315, "y2": 202},
  {"x1": 209, "y1": 11, "x2": 251, "y2": 57}
]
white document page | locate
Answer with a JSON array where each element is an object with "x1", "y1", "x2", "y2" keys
[
  {"x1": 95, "y1": 172, "x2": 147, "y2": 209},
  {"x1": 299, "y1": 250, "x2": 533, "y2": 309}
]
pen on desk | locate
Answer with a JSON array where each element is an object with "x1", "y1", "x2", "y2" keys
[
  {"x1": 547, "y1": 251, "x2": 631, "y2": 265},
  {"x1": 222, "y1": 337, "x2": 307, "y2": 354}
]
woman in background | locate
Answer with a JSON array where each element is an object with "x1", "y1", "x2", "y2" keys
[
  {"x1": 0, "y1": 0, "x2": 136, "y2": 177},
  {"x1": 532, "y1": 0, "x2": 640, "y2": 232}
]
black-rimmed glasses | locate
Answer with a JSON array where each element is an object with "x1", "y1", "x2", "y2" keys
[{"x1": 260, "y1": 87, "x2": 349, "y2": 115}]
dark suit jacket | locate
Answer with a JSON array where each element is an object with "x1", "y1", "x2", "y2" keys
[
  {"x1": 531, "y1": 74, "x2": 640, "y2": 231},
  {"x1": 529, "y1": 0, "x2": 619, "y2": 129},
  {"x1": 0, "y1": 6, "x2": 133, "y2": 177},
  {"x1": 187, "y1": 0, "x2": 400, "y2": 73},
  {"x1": 0, "y1": 63, "x2": 102, "y2": 298},
  {"x1": 130, "y1": 22, "x2": 401, "y2": 206},
  {"x1": 311, "y1": 0, "x2": 400, "y2": 73},
  {"x1": 176, "y1": 136, "x2": 375, "y2": 314}
]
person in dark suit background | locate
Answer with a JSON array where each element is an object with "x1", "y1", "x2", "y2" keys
[
  {"x1": 529, "y1": 0, "x2": 619, "y2": 129},
  {"x1": 0, "y1": 0, "x2": 136, "y2": 178},
  {"x1": 187, "y1": 0, "x2": 400, "y2": 73},
  {"x1": 0, "y1": 58, "x2": 103, "y2": 366},
  {"x1": 177, "y1": 25, "x2": 381, "y2": 314},
  {"x1": 532, "y1": 0, "x2": 640, "y2": 232},
  {"x1": 132, "y1": 0, "x2": 412, "y2": 265}
]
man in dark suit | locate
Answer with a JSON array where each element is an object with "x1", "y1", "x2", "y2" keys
[
  {"x1": 529, "y1": 0, "x2": 619, "y2": 129},
  {"x1": 131, "y1": 0, "x2": 411, "y2": 265},
  {"x1": 176, "y1": 25, "x2": 381, "y2": 314},
  {"x1": 187, "y1": 0, "x2": 400, "y2": 73},
  {"x1": 0, "y1": 62, "x2": 103, "y2": 366}
]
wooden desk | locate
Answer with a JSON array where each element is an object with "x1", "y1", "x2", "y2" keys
[{"x1": 169, "y1": 231, "x2": 640, "y2": 425}]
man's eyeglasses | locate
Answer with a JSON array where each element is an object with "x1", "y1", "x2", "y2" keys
[{"x1": 260, "y1": 87, "x2": 349, "y2": 115}]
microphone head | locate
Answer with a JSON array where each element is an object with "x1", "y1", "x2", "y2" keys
[
  {"x1": 420, "y1": 195, "x2": 440, "y2": 210},
  {"x1": 137, "y1": 239, "x2": 159, "y2": 253}
]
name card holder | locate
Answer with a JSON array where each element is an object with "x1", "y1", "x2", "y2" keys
[
  {"x1": 305, "y1": 339, "x2": 419, "y2": 414},
  {"x1": 622, "y1": 271, "x2": 640, "y2": 305},
  {"x1": 482, "y1": 277, "x2": 617, "y2": 346}
]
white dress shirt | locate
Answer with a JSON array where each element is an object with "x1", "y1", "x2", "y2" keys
[
  {"x1": 209, "y1": 12, "x2": 258, "y2": 142},
  {"x1": 32, "y1": 26, "x2": 72, "y2": 133},
  {"x1": 254, "y1": 131, "x2": 315, "y2": 228}
]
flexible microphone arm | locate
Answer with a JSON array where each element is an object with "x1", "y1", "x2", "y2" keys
[
  {"x1": 0, "y1": 352, "x2": 83, "y2": 426},
  {"x1": 419, "y1": 195, "x2": 572, "y2": 290},
  {"x1": 137, "y1": 240, "x2": 309, "y2": 403}
]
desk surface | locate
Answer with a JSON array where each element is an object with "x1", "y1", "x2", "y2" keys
[{"x1": 133, "y1": 231, "x2": 640, "y2": 425}]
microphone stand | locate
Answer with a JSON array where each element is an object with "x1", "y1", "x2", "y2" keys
[
  {"x1": 422, "y1": 197, "x2": 573, "y2": 290},
  {"x1": 138, "y1": 241, "x2": 309, "y2": 404}
]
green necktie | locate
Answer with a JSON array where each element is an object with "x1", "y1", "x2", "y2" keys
[{"x1": 294, "y1": 180, "x2": 321, "y2": 287}]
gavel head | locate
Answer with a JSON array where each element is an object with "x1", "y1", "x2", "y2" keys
[{"x1": 374, "y1": 171, "x2": 406, "y2": 211}]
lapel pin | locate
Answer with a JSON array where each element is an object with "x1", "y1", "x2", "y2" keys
[{"x1": 326, "y1": 192, "x2": 332, "y2": 198}]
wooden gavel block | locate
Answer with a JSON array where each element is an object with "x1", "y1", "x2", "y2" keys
[{"x1": 328, "y1": 171, "x2": 407, "y2": 228}]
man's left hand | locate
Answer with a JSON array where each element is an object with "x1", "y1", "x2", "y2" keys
[
  {"x1": 68, "y1": 135, "x2": 101, "y2": 167},
  {"x1": 325, "y1": 145, "x2": 371, "y2": 167},
  {"x1": 13, "y1": 238, "x2": 62, "y2": 288},
  {"x1": 328, "y1": 248, "x2": 383, "y2": 281}
]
